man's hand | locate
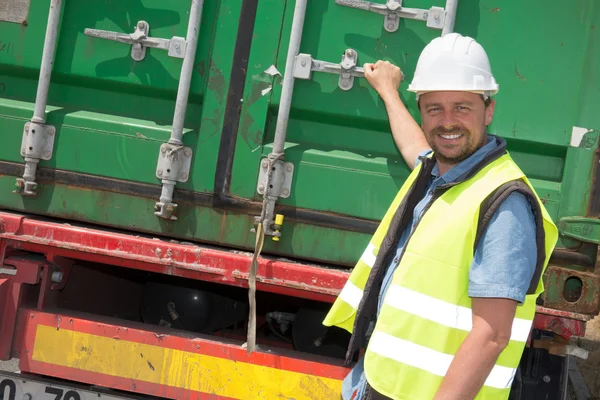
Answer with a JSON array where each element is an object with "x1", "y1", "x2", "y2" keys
[
  {"x1": 364, "y1": 61, "x2": 404, "y2": 102},
  {"x1": 363, "y1": 60, "x2": 429, "y2": 169}
]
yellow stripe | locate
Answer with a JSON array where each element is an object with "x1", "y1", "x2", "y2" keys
[{"x1": 32, "y1": 325, "x2": 342, "y2": 399}]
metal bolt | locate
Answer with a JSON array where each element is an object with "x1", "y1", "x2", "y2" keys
[
  {"x1": 282, "y1": 189, "x2": 289, "y2": 196},
  {"x1": 184, "y1": 148, "x2": 192, "y2": 157},
  {"x1": 424, "y1": 12, "x2": 429, "y2": 18},
  {"x1": 43, "y1": 151, "x2": 51, "y2": 158},
  {"x1": 286, "y1": 165, "x2": 293, "y2": 172},
  {"x1": 543, "y1": 375, "x2": 551, "y2": 383},
  {"x1": 175, "y1": 43, "x2": 180, "y2": 49},
  {"x1": 262, "y1": 160, "x2": 269, "y2": 169},
  {"x1": 346, "y1": 49, "x2": 355, "y2": 58},
  {"x1": 157, "y1": 169, "x2": 163, "y2": 177},
  {"x1": 387, "y1": 23, "x2": 394, "y2": 30},
  {"x1": 138, "y1": 21, "x2": 146, "y2": 29},
  {"x1": 258, "y1": 184, "x2": 265, "y2": 192},
  {"x1": 180, "y1": 172, "x2": 188, "y2": 180},
  {"x1": 24, "y1": 394, "x2": 32, "y2": 400},
  {"x1": 49, "y1": 128, "x2": 55, "y2": 136},
  {"x1": 161, "y1": 146, "x2": 167, "y2": 154},
  {"x1": 51, "y1": 271, "x2": 63, "y2": 283},
  {"x1": 434, "y1": 13, "x2": 440, "y2": 21},
  {"x1": 301, "y1": 60, "x2": 307, "y2": 67}
]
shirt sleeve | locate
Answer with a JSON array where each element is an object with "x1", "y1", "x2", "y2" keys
[{"x1": 468, "y1": 191, "x2": 537, "y2": 304}]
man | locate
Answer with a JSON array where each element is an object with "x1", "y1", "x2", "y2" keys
[{"x1": 323, "y1": 33, "x2": 558, "y2": 400}]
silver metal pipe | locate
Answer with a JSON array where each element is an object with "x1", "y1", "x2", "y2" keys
[
  {"x1": 272, "y1": 0, "x2": 308, "y2": 154},
  {"x1": 442, "y1": 0, "x2": 458, "y2": 36},
  {"x1": 169, "y1": 0, "x2": 204, "y2": 145},
  {"x1": 32, "y1": 0, "x2": 63, "y2": 124}
]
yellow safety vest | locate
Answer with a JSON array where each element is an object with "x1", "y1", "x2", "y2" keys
[{"x1": 324, "y1": 153, "x2": 558, "y2": 400}]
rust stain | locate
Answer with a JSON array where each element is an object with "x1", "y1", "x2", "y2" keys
[
  {"x1": 208, "y1": 61, "x2": 227, "y2": 104},
  {"x1": 514, "y1": 64, "x2": 526, "y2": 81},
  {"x1": 195, "y1": 60, "x2": 206, "y2": 76},
  {"x1": 488, "y1": 7, "x2": 500, "y2": 12}
]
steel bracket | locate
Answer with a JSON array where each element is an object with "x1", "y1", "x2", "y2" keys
[
  {"x1": 294, "y1": 49, "x2": 365, "y2": 91},
  {"x1": 20, "y1": 122, "x2": 56, "y2": 161},
  {"x1": 559, "y1": 217, "x2": 600, "y2": 245},
  {"x1": 84, "y1": 20, "x2": 187, "y2": 61},
  {"x1": 336, "y1": 0, "x2": 445, "y2": 33},
  {"x1": 156, "y1": 144, "x2": 193, "y2": 182},
  {"x1": 256, "y1": 159, "x2": 294, "y2": 199},
  {"x1": 14, "y1": 122, "x2": 57, "y2": 196}
]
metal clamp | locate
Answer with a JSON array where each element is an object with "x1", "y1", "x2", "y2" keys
[
  {"x1": 156, "y1": 144, "x2": 193, "y2": 183},
  {"x1": 153, "y1": 143, "x2": 193, "y2": 221},
  {"x1": 293, "y1": 49, "x2": 365, "y2": 91},
  {"x1": 336, "y1": 0, "x2": 445, "y2": 33},
  {"x1": 84, "y1": 20, "x2": 187, "y2": 61},
  {"x1": 256, "y1": 158, "x2": 294, "y2": 199},
  {"x1": 14, "y1": 122, "x2": 56, "y2": 196}
]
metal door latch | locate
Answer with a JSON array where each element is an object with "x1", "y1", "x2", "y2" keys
[
  {"x1": 84, "y1": 20, "x2": 187, "y2": 61},
  {"x1": 293, "y1": 49, "x2": 365, "y2": 91},
  {"x1": 336, "y1": 0, "x2": 445, "y2": 33}
]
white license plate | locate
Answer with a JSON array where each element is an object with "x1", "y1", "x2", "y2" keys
[{"x1": 0, "y1": 371, "x2": 139, "y2": 400}]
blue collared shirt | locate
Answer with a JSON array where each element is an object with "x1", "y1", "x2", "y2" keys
[{"x1": 342, "y1": 136, "x2": 537, "y2": 400}]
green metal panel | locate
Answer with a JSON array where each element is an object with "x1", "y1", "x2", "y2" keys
[
  {"x1": 230, "y1": 0, "x2": 600, "y2": 251},
  {"x1": 0, "y1": 0, "x2": 598, "y2": 268}
]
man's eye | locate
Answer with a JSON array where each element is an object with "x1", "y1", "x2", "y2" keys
[
  {"x1": 456, "y1": 106, "x2": 469, "y2": 111},
  {"x1": 428, "y1": 107, "x2": 440, "y2": 113}
]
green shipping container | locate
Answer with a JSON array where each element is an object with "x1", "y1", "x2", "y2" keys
[{"x1": 0, "y1": 1, "x2": 598, "y2": 313}]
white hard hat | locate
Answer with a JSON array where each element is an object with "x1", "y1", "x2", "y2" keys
[{"x1": 408, "y1": 33, "x2": 499, "y2": 99}]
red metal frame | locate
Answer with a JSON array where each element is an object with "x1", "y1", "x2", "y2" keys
[
  {"x1": 19, "y1": 310, "x2": 350, "y2": 400},
  {"x1": 0, "y1": 212, "x2": 348, "y2": 303},
  {"x1": 0, "y1": 210, "x2": 590, "y2": 364},
  {"x1": 0, "y1": 255, "x2": 44, "y2": 359}
]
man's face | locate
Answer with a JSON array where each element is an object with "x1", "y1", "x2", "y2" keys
[{"x1": 419, "y1": 91, "x2": 495, "y2": 165}]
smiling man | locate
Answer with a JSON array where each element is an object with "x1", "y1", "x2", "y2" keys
[{"x1": 323, "y1": 34, "x2": 558, "y2": 400}]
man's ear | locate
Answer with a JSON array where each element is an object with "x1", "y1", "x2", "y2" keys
[{"x1": 485, "y1": 100, "x2": 496, "y2": 126}]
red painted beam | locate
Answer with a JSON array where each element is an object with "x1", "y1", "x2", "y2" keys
[{"x1": 0, "y1": 212, "x2": 349, "y2": 303}]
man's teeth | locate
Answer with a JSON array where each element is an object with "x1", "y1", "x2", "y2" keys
[{"x1": 441, "y1": 134, "x2": 462, "y2": 139}]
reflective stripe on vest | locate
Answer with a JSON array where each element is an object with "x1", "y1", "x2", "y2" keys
[{"x1": 324, "y1": 153, "x2": 558, "y2": 400}]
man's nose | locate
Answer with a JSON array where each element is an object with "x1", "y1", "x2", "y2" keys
[{"x1": 439, "y1": 110, "x2": 457, "y2": 128}]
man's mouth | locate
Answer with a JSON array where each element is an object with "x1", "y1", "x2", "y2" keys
[{"x1": 439, "y1": 134, "x2": 463, "y2": 140}]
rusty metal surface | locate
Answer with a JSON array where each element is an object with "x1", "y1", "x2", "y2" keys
[
  {"x1": 533, "y1": 313, "x2": 587, "y2": 340},
  {"x1": 542, "y1": 265, "x2": 600, "y2": 316}
]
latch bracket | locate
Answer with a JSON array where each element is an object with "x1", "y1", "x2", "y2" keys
[
  {"x1": 14, "y1": 122, "x2": 56, "y2": 196},
  {"x1": 256, "y1": 159, "x2": 294, "y2": 199},
  {"x1": 559, "y1": 217, "x2": 600, "y2": 245},
  {"x1": 84, "y1": 20, "x2": 187, "y2": 61},
  {"x1": 293, "y1": 49, "x2": 365, "y2": 91},
  {"x1": 156, "y1": 144, "x2": 193, "y2": 183},
  {"x1": 336, "y1": 0, "x2": 445, "y2": 33}
]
